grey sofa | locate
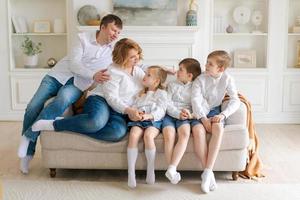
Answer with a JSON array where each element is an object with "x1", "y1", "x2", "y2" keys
[{"x1": 40, "y1": 101, "x2": 249, "y2": 180}]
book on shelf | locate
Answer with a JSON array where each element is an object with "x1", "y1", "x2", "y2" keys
[{"x1": 11, "y1": 16, "x2": 28, "y2": 33}]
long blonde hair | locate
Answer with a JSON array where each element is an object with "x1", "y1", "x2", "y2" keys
[{"x1": 139, "y1": 66, "x2": 167, "y2": 97}]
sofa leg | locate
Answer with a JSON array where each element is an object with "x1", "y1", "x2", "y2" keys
[
  {"x1": 50, "y1": 168, "x2": 56, "y2": 178},
  {"x1": 232, "y1": 171, "x2": 239, "y2": 181}
]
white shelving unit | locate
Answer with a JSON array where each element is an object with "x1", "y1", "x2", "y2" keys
[
  {"x1": 286, "y1": 0, "x2": 300, "y2": 69},
  {"x1": 7, "y1": 0, "x2": 69, "y2": 110},
  {"x1": 212, "y1": 0, "x2": 269, "y2": 69},
  {"x1": 8, "y1": 0, "x2": 69, "y2": 71}
]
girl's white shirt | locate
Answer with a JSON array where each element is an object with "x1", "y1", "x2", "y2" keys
[
  {"x1": 192, "y1": 71, "x2": 240, "y2": 119},
  {"x1": 132, "y1": 89, "x2": 168, "y2": 121},
  {"x1": 166, "y1": 80, "x2": 193, "y2": 119},
  {"x1": 88, "y1": 63, "x2": 145, "y2": 114}
]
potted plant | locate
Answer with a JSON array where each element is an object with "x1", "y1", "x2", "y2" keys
[{"x1": 21, "y1": 36, "x2": 42, "y2": 68}]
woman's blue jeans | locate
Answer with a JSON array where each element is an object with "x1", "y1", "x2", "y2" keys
[
  {"x1": 22, "y1": 75, "x2": 82, "y2": 156},
  {"x1": 53, "y1": 95, "x2": 128, "y2": 142}
]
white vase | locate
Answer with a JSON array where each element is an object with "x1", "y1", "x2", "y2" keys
[
  {"x1": 53, "y1": 19, "x2": 65, "y2": 33},
  {"x1": 23, "y1": 54, "x2": 38, "y2": 68}
]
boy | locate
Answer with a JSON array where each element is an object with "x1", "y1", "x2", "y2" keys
[
  {"x1": 192, "y1": 50, "x2": 240, "y2": 193},
  {"x1": 163, "y1": 58, "x2": 201, "y2": 184}
]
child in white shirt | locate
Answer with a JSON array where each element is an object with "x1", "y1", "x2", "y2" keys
[
  {"x1": 192, "y1": 50, "x2": 240, "y2": 193},
  {"x1": 127, "y1": 66, "x2": 168, "y2": 188},
  {"x1": 162, "y1": 58, "x2": 201, "y2": 184}
]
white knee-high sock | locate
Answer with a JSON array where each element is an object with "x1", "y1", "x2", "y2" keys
[
  {"x1": 145, "y1": 148, "x2": 156, "y2": 184},
  {"x1": 127, "y1": 148, "x2": 138, "y2": 188},
  {"x1": 18, "y1": 135, "x2": 30, "y2": 158}
]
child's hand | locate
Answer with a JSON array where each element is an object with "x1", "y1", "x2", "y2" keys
[
  {"x1": 211, "y1": 114, "x2": 225, "y2": 123},
  {"x1": 181, "y1": 109, "x2": 193, "y2": 119},
  {"x1": 141, "y1": 113, "x2": 153, "y2": 121},
  {"x1": 179, "y1": 109, "x2": 190, "y2": 120},
  {"x1": 201, "y1": 117, "x2": 212, "y2": 133}
]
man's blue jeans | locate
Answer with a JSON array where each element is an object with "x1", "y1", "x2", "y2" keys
[
  {"x1": 53, "y1": 95, "x2": 128, "y2": 142},
  {"x1": 22, "y1": 75, "x2": 82, "y2": 156}
]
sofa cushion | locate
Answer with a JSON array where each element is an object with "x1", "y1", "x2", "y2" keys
[{"x1": 41, "y1": 124, "x2": 248, "y2": 153}]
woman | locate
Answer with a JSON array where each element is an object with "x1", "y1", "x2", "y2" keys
[{"x1": 33, "y1": 38, "x2": 145, "y2": 142}]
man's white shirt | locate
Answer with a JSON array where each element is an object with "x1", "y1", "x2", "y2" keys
[{"x1": 48, "y1": 31, "x2": 113, "y2": 91}]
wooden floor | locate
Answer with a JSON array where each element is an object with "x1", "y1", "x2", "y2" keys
[{"x1": 0, "y1": 122, "x2": 300, "y2": 184}]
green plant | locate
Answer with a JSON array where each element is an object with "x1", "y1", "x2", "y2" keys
[{"x1": 21, "y1": 36, "x2": 42, "y2": 56}]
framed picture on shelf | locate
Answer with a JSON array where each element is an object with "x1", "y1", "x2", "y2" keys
[
  {"x1": 234, "y1": 50, "x2": 256, "y2": 68},
  {"x1": 33, "y1": 20, "x2": 50, "y2": 33},
  {"x1": 296, "y1": 40, "x2": 300, "y2": 68}
]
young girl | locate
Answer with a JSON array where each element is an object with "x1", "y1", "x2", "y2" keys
[
  {"x1": 192, "y1": 50, "x2": 240, "y2": 193},
  {"x1": 127, "y1": 66, "x2": 168, "y2": 188}
]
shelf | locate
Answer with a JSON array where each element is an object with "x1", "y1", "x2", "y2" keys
[
  {"x1": 288, "y1": 33, "x2": 300, "y2": 36},
  {"x1": 11, "y1": 67, "x2": 51, "y2": 73},
  {"x1": 214, "y1": 33, "x2": 268, "y2": 36},
  {"x1": 12, "y1": 33, "x2": 67, "y2": 36},
  {"x1": 77, "y1": 25, "x2": 201, "y2": 33}
]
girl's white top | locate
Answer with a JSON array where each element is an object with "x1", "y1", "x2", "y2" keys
[
  {"x1": 167, "y1": 80, "x2": 193, "y2": 119},
  {"x1": 88, "y1": 63, "x2": 145, "y2": 114},
  {"x1": 132, "y1": 89, "x2": 168, "y2": 121},
  {"x1": 192, "y1": 72, "x2": 240, "y2": 119}
]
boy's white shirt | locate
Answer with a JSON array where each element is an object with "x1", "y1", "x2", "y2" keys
[
  {"x1": 88, "y1": 63, "x2": 145, "y2": 114},
  {"x1": 48, "y1": 31, "x2": 113, "y2": 91},
  {"x1": 132, "y1": 89, "x2": 168, "y2": 121},
  {"x1": 166, "y1": 80, "x2": 193, "y2": 119},
  {"x1": 192, "y1": 71, "x2": 240, "y2": 119}
]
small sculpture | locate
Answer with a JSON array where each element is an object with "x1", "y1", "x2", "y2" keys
[
  {"x1": 47, "y1": 58, "x2": 57, "y2": 68},
  {"x1": 226, "y1": 25, "x2": 234, "y2": 33},
  {"x1": 251, "y1": 10, "x2": 263, "y2": 33}
]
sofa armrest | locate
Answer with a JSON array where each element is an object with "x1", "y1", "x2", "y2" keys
[
  {"x1": 222, "y1": 101, "x2": 247, "y2": 126},
  {"x1": 44, "y1": 97, "x2": 73, "y2": 117}
]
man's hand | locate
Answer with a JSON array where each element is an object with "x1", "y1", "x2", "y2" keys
[
  {"x1": 93, "y1": 69, "x2": 110, "y2": 83},
  {"x1": 125, "y1": 107, "x2": 142, "y2": 121},
  {"x1": 211, "y1": 114, "x2": 225, "y2": 123},
  {"x1": 201, "y1": 117, "x2": 212, "y2": 133}
]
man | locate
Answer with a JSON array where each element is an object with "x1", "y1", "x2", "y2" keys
[{"x1": 17, "y1": 14, "x2": 123, "y2": 174}]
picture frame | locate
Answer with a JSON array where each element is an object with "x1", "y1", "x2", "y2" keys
[
  {"x1": 296, "y1": 40, "x2": 300, "y2": 68},
  {"x1": 33, "y1": 20, "x2": 50, "y2": 33},
  {"x1": 233, "y1": 50, "x2": 256, "y2": 68}
]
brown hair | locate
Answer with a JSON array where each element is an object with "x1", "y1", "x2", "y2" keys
[
  {"x1": 100, "y1": 14, "x2": 123, "y2": 30},
  {"x1": 207, "y1": 50, "x2": 231, "y2": 69},
  {"x1": 112, "y1": 38, "x2": 143, "y2": 67},
  {"x1": 139, "y1": 66, "x2": 167, "y2": 97},
  {"x1": 179, "y1": 58, "x2": 201, "y2": 81}
]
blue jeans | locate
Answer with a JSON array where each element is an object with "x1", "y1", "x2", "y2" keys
[
  {"x1": 53, "y1": 95, "x2": 128, "y2": 142},
  {"x1": 22, "y1": 75, "x2": 82, "y2": 156},
  {"x1": 162, "y1": 115, "x2": 199, "y2": 129}
]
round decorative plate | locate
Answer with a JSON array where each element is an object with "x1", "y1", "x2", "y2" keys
[
  {"x1": 77, "y1": 5, "x2": 99, "y2": 26},
  {"x1": 233, "y1": 6, "x2": 251, "y2": 25}
]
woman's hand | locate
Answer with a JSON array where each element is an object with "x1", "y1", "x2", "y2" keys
[{"x1": 125, "y1": 107, "x2": 142, "y2": 121}]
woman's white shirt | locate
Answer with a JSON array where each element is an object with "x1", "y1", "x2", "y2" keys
[{"x1": 88, "y1": 63, "x2": 145, "y2": 114}]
